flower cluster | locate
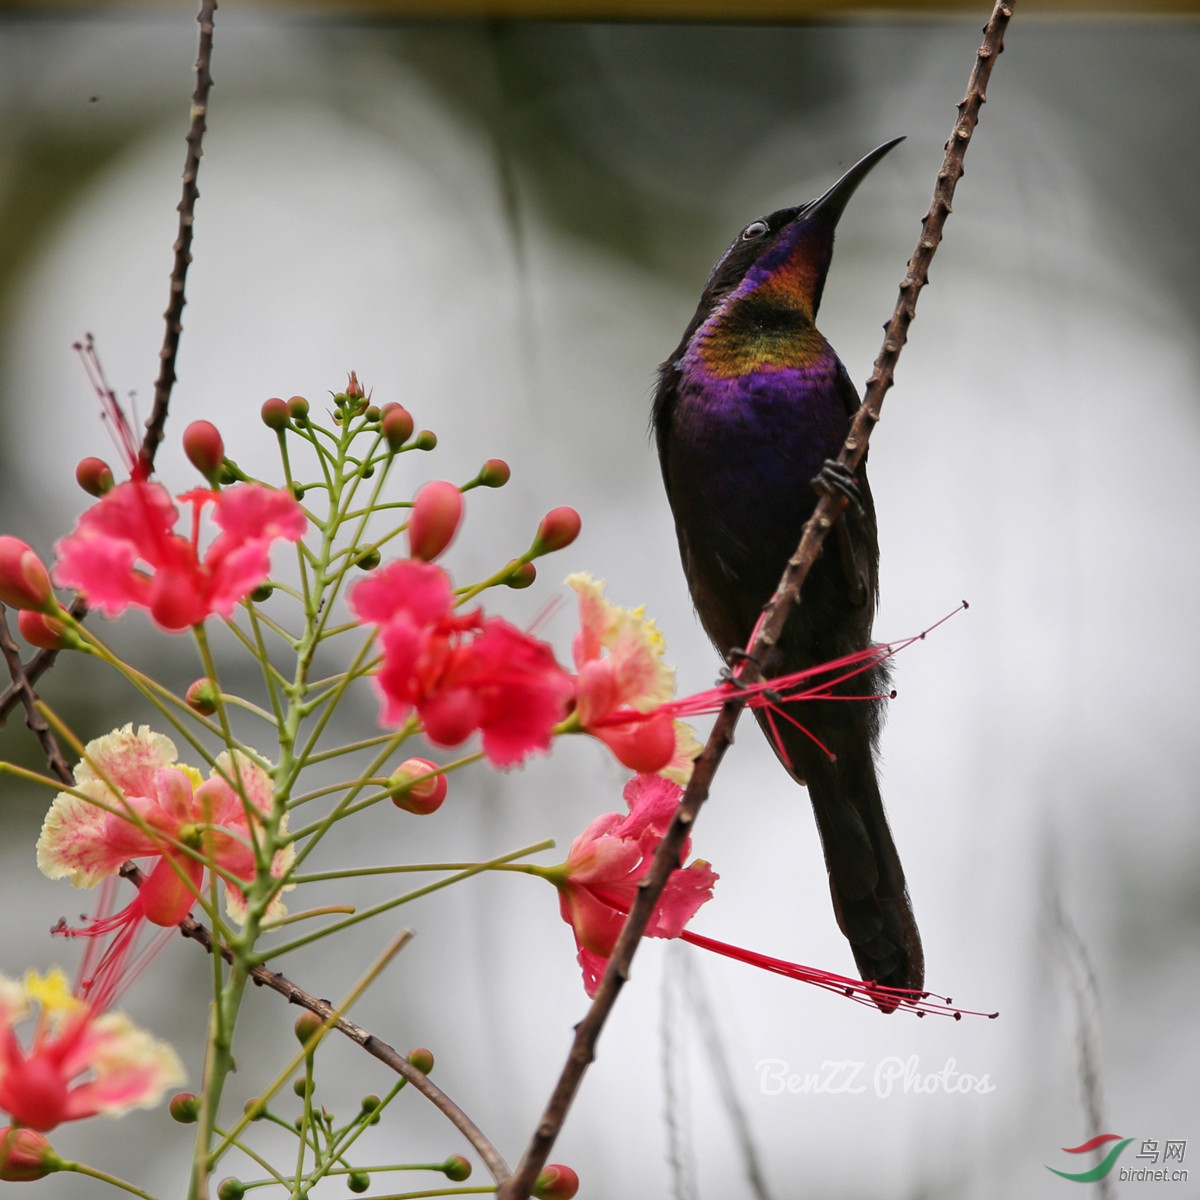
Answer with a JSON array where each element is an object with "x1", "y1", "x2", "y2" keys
[
  {"x1": 349, "y1": 564, "x2": 702, "y2": 782},
  {"x1": 548, "y1": 774, "x2": 717, "y2": 996},
  {"x1": 37, "y1": 725, "x2": 292, "y2": 929},
  {"x1": 0, "y1": 380, "x2": 985, "y2": 1200},
  {"x1": 349, "y1": 559, "x2": 574, "y2": 767},
  {"x1": 54, "y1": 479, "x2": 306, "y2": 632}
]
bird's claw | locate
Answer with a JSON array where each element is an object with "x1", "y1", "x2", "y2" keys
[
  {"x1": 811, "y1": 459, "x2": 865, "y2": 519},
  {"x1": 720, "y1": 647, "x2": 762, "y2": 689}
]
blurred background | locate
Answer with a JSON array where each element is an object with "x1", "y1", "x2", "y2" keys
[{"x1": 1, "y1": 7, "x2": 1198, "y2": 1198}]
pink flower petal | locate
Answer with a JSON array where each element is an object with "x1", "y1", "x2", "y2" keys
[
  {"x1": 348, "y1": 559, "x2": 454, "y2": 627},
  {"x1": 210, "y1": 483, "x2": 307, "y2": 543}
]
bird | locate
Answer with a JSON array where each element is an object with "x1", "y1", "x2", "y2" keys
[{"x1": 651, "y1": 138, "x2": 923, "y2": 998}]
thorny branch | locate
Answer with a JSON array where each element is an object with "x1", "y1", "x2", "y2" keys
[
  {"x1": 142, "y1": 0, "x2": 216, "y2": 472},
  {"x1": 497, "y1": 3, "x2": 1016, "y2": 1196}
]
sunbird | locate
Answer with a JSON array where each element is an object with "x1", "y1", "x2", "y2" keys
[{"x1": 652, "y1": 139, "x2": 922, "y2": 996}]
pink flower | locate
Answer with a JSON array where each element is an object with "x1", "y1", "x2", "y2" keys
[
  {"x1": 553, "y1": 774, "x2": 717, "y2": 996},
  {"x1": 349, "y1": 559, "x2": 574, "y2": 767},
  {"x1": 37, "y1": 724, "x2": 293, "y2": 927},
  {"x1": 0, "y1": 968, "x2": 184, "y2": 1132},
  {"x1": 566, "y1": 574, "x2": 701, "y2": 783},
  {"x1": 548, "y1": 778, "x2": 992, "y2": 1016},
  {"x1": 53, "y1": 480, "x2": 306, "y2": 631}
]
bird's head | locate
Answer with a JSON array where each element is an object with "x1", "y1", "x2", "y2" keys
[{"x1": 684, "y1": 138, "x2": 903, "y2": 376}]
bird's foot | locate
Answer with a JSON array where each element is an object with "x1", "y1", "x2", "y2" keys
[
  {"x1": 811, "y1": 459, "x2": 865, "y2": 518},
  {"x1": 720, "y1": 647, "x2": 762, "y2": 689}
]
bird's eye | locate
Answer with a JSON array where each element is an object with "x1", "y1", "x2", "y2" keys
[{"x1": 741, "y1": 220, "x2": 769, "y2": 240}]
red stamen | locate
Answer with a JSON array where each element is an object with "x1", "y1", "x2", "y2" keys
[
  {"x1": 585, "y1": 880, "x2": 994, "y2": 1019},
  {"x1": 678, "y1": 929, "x2": 997, "y2": 1020},
  {"x1": 51, "y1": 885, "x2": 173, "y2": 1013},
  {"x1": 758, "y1": 699, "x2": 835, "y2": 765},
  {"x1": 582, "y1": 604, "x2": 969, "y2": 763},
  {"x1": 73, "y1": 335, "x2": 150, "y2": 481}
]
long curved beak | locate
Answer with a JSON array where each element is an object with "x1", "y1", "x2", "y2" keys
[{"x1": 804, "y1": 136, "x2": 905, "y2": 227}]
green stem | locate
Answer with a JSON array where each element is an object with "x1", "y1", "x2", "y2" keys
[
  {"x1": 210, "y1": 1126, "x2": 290, "y2": 1187},
  {"x1": 291, "y1": 844, "x2": 554, "y2": 885},
  {"x1": 56, "y1": 1159, "x2": 162, "y2": 1200},
  {"x1": 259, "y1": 843, "x2": 547, "y2": 961}
]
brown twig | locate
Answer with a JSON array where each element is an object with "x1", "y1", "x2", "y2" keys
[
  {"x1": 0, "y1": 606, "x2": 74, "y2": 785},
  {"x1": 497, "y1": 4, "x2": 1014, "y2": 1195},
  {"x1": 141, "y1": 0, "x2": 216, "y2": 472}
]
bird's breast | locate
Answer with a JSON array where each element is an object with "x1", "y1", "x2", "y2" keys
[
  {"x1": 670, "y1": 356, "x2": 849, "y2": 496},
  {"x1": 663, "y1": 356, "x2": 851, "y2": 602}
]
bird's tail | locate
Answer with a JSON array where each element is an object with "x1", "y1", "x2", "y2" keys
[{"x1": 758, "y1": 707, "x2": 924, "y2": 1004}]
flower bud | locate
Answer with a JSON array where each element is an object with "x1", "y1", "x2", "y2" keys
[
  {"x1": 17, "y1": 610, "x2": 77, "y2": 651},
  {"x1": 217, "y1": 1178, "x2": 246, "y2": 1200},
  {"x1": 408, "y1": 482, "x2": 463, "y2": 562},
  {"x1": 360, "y1": 1094, "x2": 382, "y2": 1114},
  {"x1": 243, "y1": 1097, "x2": 266, "y2": 1120},
  {"x1": 407, "y1": 1047, "x2": 435, "y2": 1074},
  {"x1": 0, "y1": 537, "x2": 54, "y2": 612},
  {"x1": 261, "y1": 397, "x2": 290, "y2": 430},
  {"x1": 534, "y1": 1164, "x2": 580, "y2": 1199},
  {"x1": 505, "y1": 560, "x2": 537, "y2": 589},
  {"x1": 183, "y1": 421, "x2": 225, "y2": 481},
  {"x1": 75, "y1": 456, "x2": 114, "y2": 496},
  {"x1": 442, "y1": 1156, "x2": 472, "y2": 1182},
  {"x1": 345, "y1": 370, "x2": 365, "y2": 400},
  {"x1": 185, "y1": 678, "x2": 220, "y2": 716},
  {"x1": 414, "y1": 429, "x2": 437, "y2": 451},
  {"x1": 478, "y1": 458, "x2": 511, "y2": 488},
  {"x1": 288, "y1": 396, "x2": 310, "y2": 425},
  {"x1": 355, "y1": 546, "x2": 381, "y2": 571},
  {"x1": 0, "y1": 1127, "x2": 58, "y2": 1182},
  {"x1": 364, "y1": 404, "x2": 381, "y2": 422},
  {"x1": 380, "y1": 403, "x2": 414, "y2": 450},
  {"x1": 347, "y1": 1170, "x2": 371, "y2": 1193},
  {"x1": 389, "y1": 759, "x2": 448, "y2": 815},
  {"x1": 169, "y1": 1093, "x2": 201, "y2": 1124},
  {"x1": 292, "y1": 1077, "x2": 312, "y2": 1099},
  {"x1": 532, "y1": 507, "x2": 581, "y2": 556},
  {"x1": 294, "y1": 1011, "x2": 323, "y2": 1046},
  {"x1": 250, "y1": 583, "x2": 274, "y2": 603}
]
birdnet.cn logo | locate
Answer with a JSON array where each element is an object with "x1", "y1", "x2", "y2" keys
[{"x1": 1046, "y1": 1134, "x2": 1188, "y2": 1183}]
